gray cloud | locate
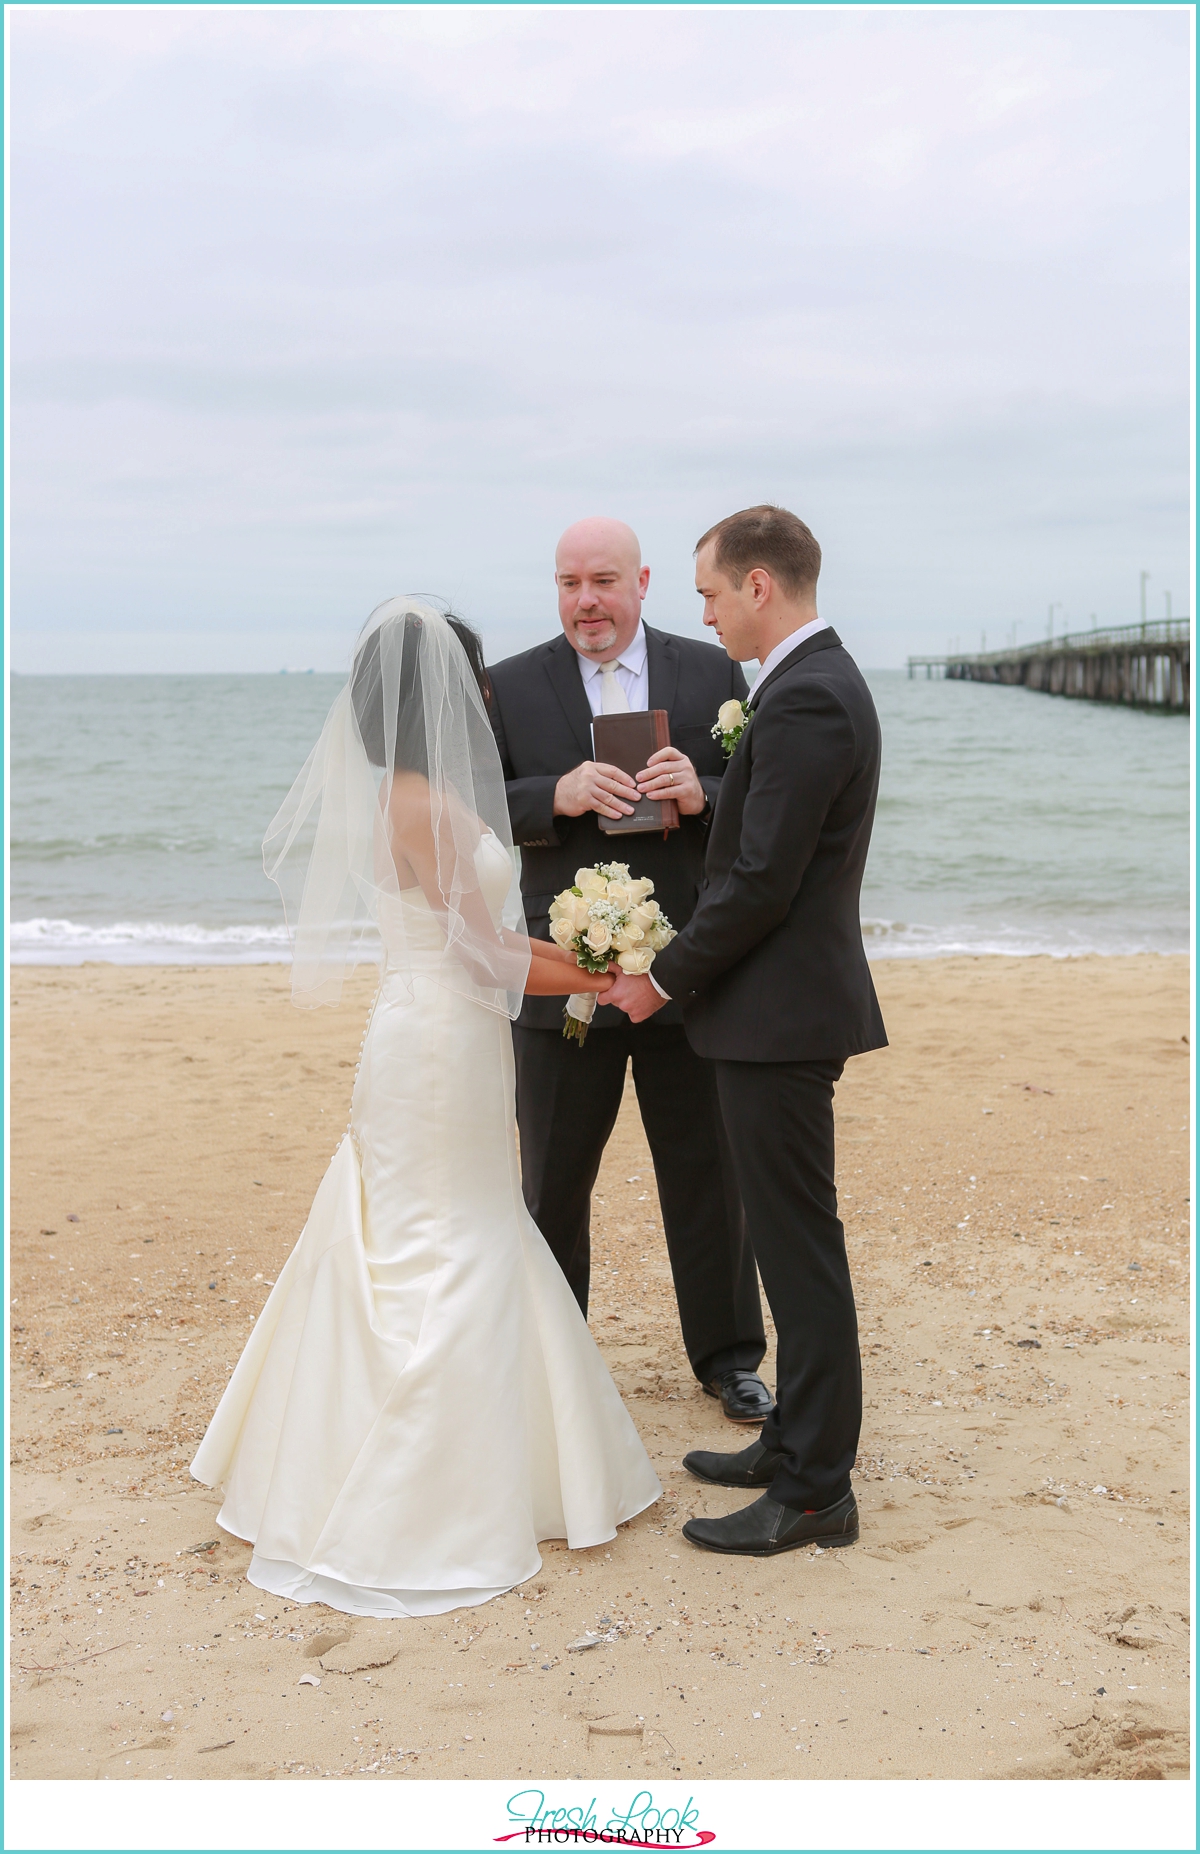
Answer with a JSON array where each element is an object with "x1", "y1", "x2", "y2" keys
[{"x1": 11, "y1": 6, "x2": 1191, "y2": 671}]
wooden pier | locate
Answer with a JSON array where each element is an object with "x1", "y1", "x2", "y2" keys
[{"x1": 908, "y1": 617, "x2": 1190, "y2": 712}]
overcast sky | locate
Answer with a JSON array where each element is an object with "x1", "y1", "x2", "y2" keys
[{"x1": 10, "y1": 5, "x2": 1192, "y2": 673}]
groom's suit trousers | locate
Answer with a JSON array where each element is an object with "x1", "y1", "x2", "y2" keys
[
  {"x1": 714, "y1": 1056, "x2": 861, "y2": 1513},
  {"x1": 513, "y1": 1020, "x2": 766, "y2": 1385}
]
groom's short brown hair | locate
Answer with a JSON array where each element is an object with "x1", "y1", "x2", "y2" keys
[{"x1": 696, "y1": 504, "x2": 821, "y2": 598}]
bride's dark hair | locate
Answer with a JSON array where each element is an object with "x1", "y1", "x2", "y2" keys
[{"x1": 351, "y1": 609, "x2": 491, "y2": 771}]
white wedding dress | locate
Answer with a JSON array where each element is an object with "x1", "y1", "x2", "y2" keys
[{"x1": 191, "y1": 831, "x2": 661, "y2": 1617}]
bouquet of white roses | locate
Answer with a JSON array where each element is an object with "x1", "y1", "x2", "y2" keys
[{"x1": 548, "y1": 861, "x2": 676, "y2": 1044}]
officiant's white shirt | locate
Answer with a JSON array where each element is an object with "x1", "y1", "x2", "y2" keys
[
  {"x1": 649, "y1": 615, "x2": 830, "y2": 1002},
  {"x1": 575, "y1": 621, "x2": 649, "y2": 714}
]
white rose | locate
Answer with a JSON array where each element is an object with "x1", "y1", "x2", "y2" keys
[
  {"x1": 585, "y1": 922, "x2": 612, "y2": 954},
  {"x1": 548, "y1": 916, "x2": 576, "y2": 948},
  {"x1": 605, "y1": 882, "x2": 633, "y2": 909},
  {"x1": 548, "y1": 894, "x2": 573, "y2": 921},
  {"x1": 572, "y1": 896, "x2": 593, "y2": 932},
  {"x1": 602, "y1": 861, "x2": 631, "y2": 883},
  {"x1": 646, "y1": 923, "x2": 675, "y2": 951},
  {"x1": 616, "y1": 948, "x2": 655, "y2": 975},
  {"x1": 629, "y1": 876, "x2": 655, "y2": 901},
  {"x1": 718, "y1": 699, "x2": 745, "y2": 733},
  {"x1": 628, "y1": 901, "x2": 659, "y2": 930},
  {"x1": 611, "y1": 929, "x2": 634, "y2": 953},
  {"x1": 576, "y1": 868, "x2": 607, "y2": 898}
]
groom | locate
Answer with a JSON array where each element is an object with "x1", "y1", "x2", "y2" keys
[
  {"x1": 607, "y1": 504, "x2": 887, "y2": 1556},
  {"x1": 487, "y1": 518, "x2": 770, "y2": 1422}
]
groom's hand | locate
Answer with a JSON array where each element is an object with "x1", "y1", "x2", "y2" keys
[
  {"x1": 636, "y1": 746, "x2": 706, "y2": 816},
  {"x1": 604, "y1": 972, "x2": 669, "y2": 1023},
  {"x1": 554, "y1": 760, "x2": 639, "y2": 821}
]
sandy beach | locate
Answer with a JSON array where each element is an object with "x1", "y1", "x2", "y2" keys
[{"x1": 9, "y1": 954, "x2": 1190, "y2": 1782}]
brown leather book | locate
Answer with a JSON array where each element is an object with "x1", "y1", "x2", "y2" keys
[{"x1": 591, "y1": 709, "x2": 680, "y2": 836}]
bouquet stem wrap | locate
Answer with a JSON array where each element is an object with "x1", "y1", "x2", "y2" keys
[{"x1": 564, "y1": 993, "x2": 597, "y2": 1042}]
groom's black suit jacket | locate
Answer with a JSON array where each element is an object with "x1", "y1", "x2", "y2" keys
[
  {"x1": 488, "y1": 624, "x2": 748, "y2": 1031},
  {"x1": 650, "y1": 627, "x2": 888, "y2": 1063}
]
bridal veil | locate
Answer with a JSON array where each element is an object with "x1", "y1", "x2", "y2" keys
[{"x1": 262, "y1": 597, "x2": 530, "y2": 1015}]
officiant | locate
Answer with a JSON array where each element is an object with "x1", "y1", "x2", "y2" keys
[{"x1": 488, "y1": 519, "x2": 770, "y2": 1423}]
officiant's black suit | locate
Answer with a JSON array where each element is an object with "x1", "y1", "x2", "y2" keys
[
  {"x1": 487, "y1": 623, "x2": 766, "y2": 1385},
  {"x1": 651, "y1": 627, "x2": 887, "y2": 1512}
]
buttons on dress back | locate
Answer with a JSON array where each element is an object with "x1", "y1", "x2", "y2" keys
[{"x1": 343, "y1": 983, "x2": 381, "y2": 1155}]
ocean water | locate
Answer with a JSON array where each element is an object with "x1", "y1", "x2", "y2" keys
[{"x1": 9, "y1": 669, "x2": 1191, "y2": 964}]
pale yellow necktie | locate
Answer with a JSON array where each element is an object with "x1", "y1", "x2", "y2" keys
[{"x1": 600, "y1": 660, "x2": 631, "y2": 713}]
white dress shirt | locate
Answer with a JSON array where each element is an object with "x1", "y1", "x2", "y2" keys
[
  {"x1": 573, "y1": 620, "x2": 663, "y2": 995},
  {"x1": 649, "y1": 616, "x2": 830, "y2": 1004},
  {"x1": 747, "y1": 616, "x2": 830, "y2": 704},
  {"x1": 575, "y1": 621, "x2": 650, "y2": 716}
]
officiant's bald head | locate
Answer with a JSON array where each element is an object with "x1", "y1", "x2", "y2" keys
[
  {"x1": 555, "y1": 518, "x2": 649, "y2": 660},
  {"x1": 556, "y1": 517, "x2": 641, "y2": 576}
]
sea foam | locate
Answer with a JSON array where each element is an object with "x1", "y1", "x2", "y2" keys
[{"x1": 10, "y1": 918, "x2": 295, "y2": 965}]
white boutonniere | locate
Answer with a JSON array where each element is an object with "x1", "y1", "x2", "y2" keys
[{"x1": 711, "y1": 698, "x2": 750, "y2": 758}]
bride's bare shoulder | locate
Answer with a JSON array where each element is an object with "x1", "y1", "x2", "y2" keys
[
  {"x1": 385, "y1": 771, "x2": 484, "y2": 844},
  {"x1": 383, "y1": 769, "x2": 431, "y2": 813}
]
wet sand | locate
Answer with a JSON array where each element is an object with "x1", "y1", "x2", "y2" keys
[{"x1": 8, "y1": 954, "x2": 1190, "y2": 1781}]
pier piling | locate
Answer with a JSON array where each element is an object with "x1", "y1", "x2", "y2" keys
[{"x1": 907, "y1": 618, "x2": 1189, "y2": 712}]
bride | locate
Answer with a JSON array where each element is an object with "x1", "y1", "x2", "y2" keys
[{"x1": 191, "y1": 597, "x2": 661, "y2": 1617}]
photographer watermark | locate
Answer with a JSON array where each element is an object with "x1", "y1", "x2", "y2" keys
[{"x1": 495, "y1": 1789, "x2": 714, "y2": 1849}]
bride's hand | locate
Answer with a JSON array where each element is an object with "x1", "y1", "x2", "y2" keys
[
  {"x1": 524, "y1": 936, "x2": 577, "y2": 965},
  {"x1": 521, "y1": 943, "x2": 615, "y2": 996}
]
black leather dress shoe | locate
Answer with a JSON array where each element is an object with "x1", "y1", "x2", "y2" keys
[
  {"x1": 683, "y1": 1438, "x2": 786, "y2": 1488},
  {"x1": 702, "y1": 1369, "x2": 775, "y2": 1424},
  {"x1": 682, "y1": 1489, "x2": 859, "y2": 1557}
]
